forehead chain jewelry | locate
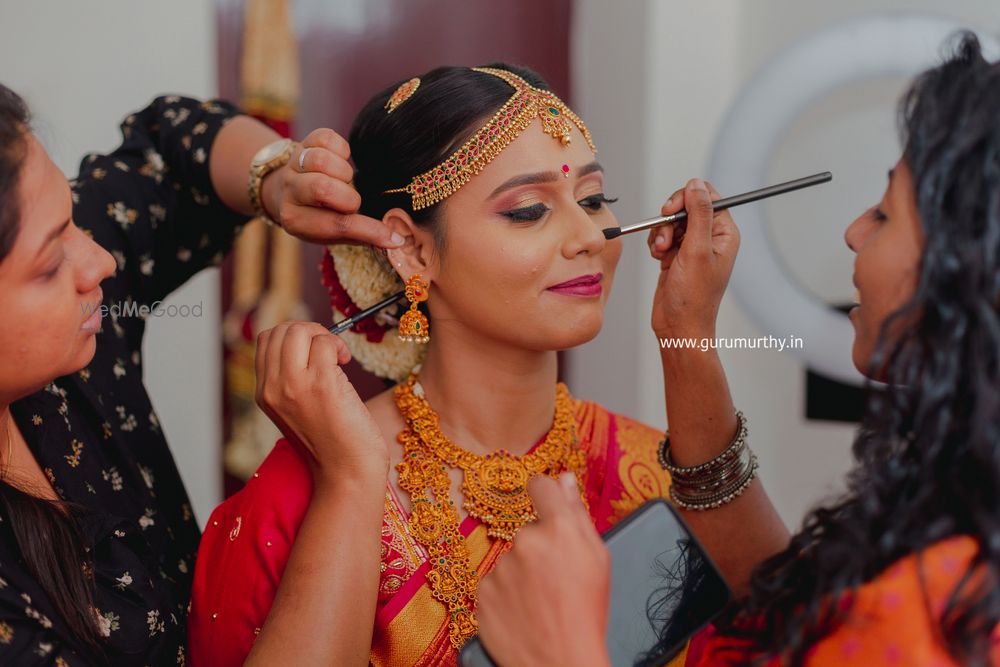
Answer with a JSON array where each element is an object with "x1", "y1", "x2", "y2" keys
[{"x1": 383, "y1": 66, "x2": 595, "y2": 211}]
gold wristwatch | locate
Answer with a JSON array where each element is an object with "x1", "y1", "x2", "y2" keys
[{"x1": 248, "y1": 138, "x2": 295, "y2": 227}]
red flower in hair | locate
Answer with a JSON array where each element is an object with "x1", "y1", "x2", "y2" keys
[{"x1": 319, "y1": 249, "x2": 388, "y2": 343}]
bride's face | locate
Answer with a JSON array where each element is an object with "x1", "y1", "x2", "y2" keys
[{"x1": 390, "y1": 120, "x2": 621, "y2": 351}]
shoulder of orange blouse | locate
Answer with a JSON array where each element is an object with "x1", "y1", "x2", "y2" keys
[
  {"x1": 687, "y1": 536, "x2": 991, "y2": 667},
  {"x1": 853, "y1": 534, "x2": 982, "y2": 612},
  {"x1": 805, "y1": 535, "x2": 990, "y2": 667}
]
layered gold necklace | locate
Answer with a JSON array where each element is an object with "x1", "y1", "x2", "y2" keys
[{"x1": 393, "y1": 373, "x2": 585, "y2": 649}]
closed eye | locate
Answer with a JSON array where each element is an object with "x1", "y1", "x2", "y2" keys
[
  {"x1": 498, "y1": 203, "x2": 550, "y2": 223},
  {"x1": 579, "y1": 194, "x2": 618, "y2": 212}
]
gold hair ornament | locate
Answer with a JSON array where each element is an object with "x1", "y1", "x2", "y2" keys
[{"x1": 385, "y1": 77, "x2": 421, "y2": 113}]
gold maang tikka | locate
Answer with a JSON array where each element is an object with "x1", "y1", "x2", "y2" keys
[{"x1": 383, "y1": 67, "x2": 596, "y2": 210}]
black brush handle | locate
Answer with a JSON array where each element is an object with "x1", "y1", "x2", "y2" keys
[
  {"x1": 328, "y1": 290, "x2": 407, "y2": 335},
  {"x1": 603, "y1": 172, "x2": 833, "y2": 240}
]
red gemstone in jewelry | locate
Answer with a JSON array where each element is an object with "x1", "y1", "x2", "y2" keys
[{"x1": 561, "y1": 164, "x2": 570, "y2": 178}]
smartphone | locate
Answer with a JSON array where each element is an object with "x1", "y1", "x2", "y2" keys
[{"x1": 459, "y1": 499, "x2": 731, "y2": 667}]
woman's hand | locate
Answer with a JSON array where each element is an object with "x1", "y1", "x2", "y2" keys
[
  {"x1": 477, "y1": 474, "x2": 612, "y2": 667},
  {"x1": 648, "y1": 179, "x2": 739, "y2": 338},
  {"x1": 255, "y1": 321, "x2": 389, "y2": 487},
  {"x1": 248, "y1": 322, "x2": 387, "y2": 667},
  {"x1": 260, "y1": 128, "x2": 404, "y2": 248}
]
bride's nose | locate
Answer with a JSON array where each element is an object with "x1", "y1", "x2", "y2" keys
[{"x1": 561, "y1": 207, "x2": 606, "y2": 258}]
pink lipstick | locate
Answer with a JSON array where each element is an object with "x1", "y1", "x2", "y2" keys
[{"x1": 547, "y1": 273, "x2": 603, "y2": 297}]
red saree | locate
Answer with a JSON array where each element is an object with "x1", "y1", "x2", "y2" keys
[
  {"x1": 188, "y1": 399, "x2": 674, "y2": 666},
  {"x1": 686, "y1": 535, "x2": 1000, "y2": 666}
]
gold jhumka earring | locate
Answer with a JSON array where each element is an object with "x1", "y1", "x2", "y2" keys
[{"x1": 398, "y1": 274, "x2": 430, "y2": 343}]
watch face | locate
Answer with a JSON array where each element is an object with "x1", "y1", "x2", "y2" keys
[{"x1": 253, "y1": 138, "x2": 292, "y2": 166}]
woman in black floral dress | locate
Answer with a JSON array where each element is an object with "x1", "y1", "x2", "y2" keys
[{"x1": 0, "y1": 83, "x2": 401, "y2": 665}]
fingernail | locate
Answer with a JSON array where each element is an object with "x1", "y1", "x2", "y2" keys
[
  {"x1": 666, "y1": 196, "x2": 673, "y2": 206},
  {"x1": 390, "y1": 232, "x2": 405, "y2": 246},
  {"x1": 655, "y1": 234, "x2": 665, "y2": 246},
  {"x1": 691, "y1": 179, "x2": 707, "y2": 191},
  {"x1": 559, "y1": 472, "x2": 578, "y2": 492}
]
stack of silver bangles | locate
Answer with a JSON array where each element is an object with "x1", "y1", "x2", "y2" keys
[{"x1": 657, "y1": 410, "x2": 758, "y2": 511}]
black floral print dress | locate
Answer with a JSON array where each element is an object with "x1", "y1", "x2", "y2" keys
[{"x1": 1, "y1": 96, "x2": 250, "y2": 665}]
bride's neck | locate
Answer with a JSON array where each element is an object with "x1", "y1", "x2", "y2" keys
[{"x1": 415, "y1": 323, "x2": 561, "y2": 457}]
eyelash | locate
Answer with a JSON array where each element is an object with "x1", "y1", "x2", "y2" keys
[
  {"x1": 500, "y1": 203, "x2": 549, "y2": 222},
  {"x1": 580, "y1": 194, "x2": 619, "y2": 211},
  {"x1": 43, "y1": 257, "x2": 64, "y2": 281},
  {"x1": 498, "y1": 193, "x2": 619, "y2": 223}
]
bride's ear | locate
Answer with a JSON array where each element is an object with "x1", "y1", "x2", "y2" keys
[{"x1": 382, "y1": 208, "x2": 438, "y2": 281}]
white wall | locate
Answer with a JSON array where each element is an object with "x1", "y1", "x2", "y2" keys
[
  {"x1": 0, "y1": 1, "x2": 223, "y2": 524},
  {"x1": 570, "y1": 0, "x2": 1000, "y2": 529}
]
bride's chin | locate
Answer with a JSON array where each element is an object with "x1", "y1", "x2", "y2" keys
[{"x1": 549, "y1": 319, "x2": 604, "y2": 351}]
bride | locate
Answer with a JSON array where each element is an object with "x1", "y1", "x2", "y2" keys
[{"x1": 187, "y1": 63, "x2": 775, "y2": 666}]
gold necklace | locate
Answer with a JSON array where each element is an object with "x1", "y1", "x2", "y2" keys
[{"x1": 393, "y1": 374, "x2": 586, "y2": 649}]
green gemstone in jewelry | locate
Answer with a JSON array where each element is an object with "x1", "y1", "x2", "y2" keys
[{"x1": 548, "y1": 106, "x2": 560, "y2": 116}]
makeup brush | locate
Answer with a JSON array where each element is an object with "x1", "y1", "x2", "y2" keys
[
  {"x1": 602, "y1": 172, "x2": 832, "y2": 240},
  {"x1": 330, "y1": 173, "x2": 832, "y2": 334},
  {"x1": 329, "y1": 290, "x2": 407, "y2": 335}
]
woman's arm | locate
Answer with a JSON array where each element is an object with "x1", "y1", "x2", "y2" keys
[
  {"x1": 658, "y1": 343, "x2": 788, "y2": 594},
  {"x1": 244, "y1": 470, "x2": 386, "y2": 666},
  {"x1": 243, "y1": 322, "x2": 389, "y2": 666},
  {"x1": 71, "y1": 96, "x2": 250, "y2": 308},
  {"x1": 650, "y1": 179, "x2": 789, "y2": 594},
  {"x1": 72, "y1": 97, "x2": 400, "y2": 312}
]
